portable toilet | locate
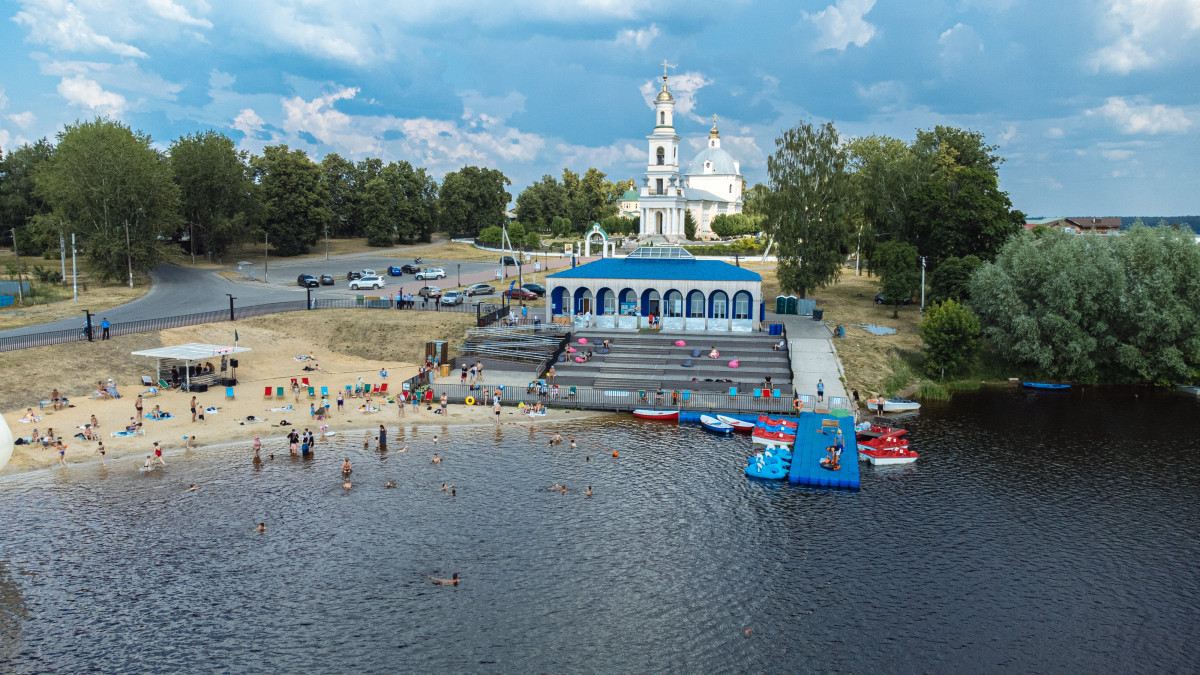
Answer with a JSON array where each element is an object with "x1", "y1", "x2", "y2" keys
[
  {"x1": 785, "y1": 295, "x2": 798, "y2": 315},
  {"x1": 775, "y1": 295, "x2": 787, "y2": 314}
]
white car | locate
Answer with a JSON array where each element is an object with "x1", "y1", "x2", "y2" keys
[
  {"x1": 349, "y1": 275, "x2": 386, "y2": 290},
  {"x1": 440, "y1": 290, "x2": 466, "y2": 305},
  {"x1": 415, "y1": 267, "x2": 446, "y2": 280}
]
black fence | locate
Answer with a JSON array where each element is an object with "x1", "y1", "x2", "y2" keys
[{"x1": 0, "y1": 295, "x2": 510, "y2": 353}]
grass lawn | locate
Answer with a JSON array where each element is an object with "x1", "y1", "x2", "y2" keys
[{"x1": 0, "y1": 248, "x2": 152, "y2": 331}]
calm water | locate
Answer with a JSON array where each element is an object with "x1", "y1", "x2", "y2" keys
[{"x1": 1, "y1": 388, "x2": 1197, "y2": 673}]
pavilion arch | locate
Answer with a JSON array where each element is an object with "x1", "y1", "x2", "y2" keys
[
  {"x1": 732, "y1": 290, "x2": 753, "y2": 320},
  {"x1": 686, "y1": 290, "x2": 706, "y2": 317},
  {"x1": 641, "y1": 288, "x2": 661, "y2": 317},
  {"x1": 619, "y1": 288, "x2": 637, "y2": 314},
  {"x1": 709, "y1": 290, "x2": 729, "y2": 319},
  {"x1": 596, "y1": 287, "x2": 616, "y2": 315},
  {"x1": 550, "y1": 286, "x2": 568, "y2": 315},
  {"x1": 663, "y1": 289, "x2": 684, "y2": 318},
  {"x1": 573, "y1": 287, "x2": 594, "y2": 314}
]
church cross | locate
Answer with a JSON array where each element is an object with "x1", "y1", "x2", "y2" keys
[
  {"x1": 661, "y1": 60, "x2": 675, "y2": 78},
  {"x1": 712, "y1": 113, "x2": 718, "y2": 127}
]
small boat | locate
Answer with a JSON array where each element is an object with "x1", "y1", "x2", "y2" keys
[
  {"x1": 632, "y1": 409, "x2": 679, "y2": 421},
  {"x1": 745, "y1": 458, "x2": 788, "y2": 480},
  {"x1": 1023, "y1": 382, "x2": 1070, "y2": 390},
  {"x1": 700, "y1": 415, "x2": 733, "y2": 434},
  {"x1": 865, "y1": 398, "x2": 922, "y2": 413},
  {"x1": 858, "y1": 445, "x2": 919, "y2": 465},
  {"x1": 757, "y1": 415, "x2": 799, "y2": 429},
  {"x1": 752, "y1": 429, "x2": 796, "y2": 446},
  {"x1": 856, "y1": 425, "x2": 906, "y2": 440},
  {"x1": 859, "y1": 436, "x2": 910, "y2": 452},
  {"x1": 716, "y1": 415, "x2": 755, "y2": 434}
]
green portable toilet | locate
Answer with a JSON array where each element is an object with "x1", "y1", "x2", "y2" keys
[
  {"x1": 775, "y1": 295, "x2": 787, "y2": 314},
  {"x1": 785, "y1": 296, "x2": 797, "y2": 315}
]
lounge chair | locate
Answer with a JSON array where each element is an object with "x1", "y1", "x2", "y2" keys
[
  {"x1": 423, "y1": 390, "x2": 434, "y2": 402},
  {"x1": 158, "y1": 379, "x2": 171, "y2": 389},
  {"x1": 263, "y1": 386, "x2": 273, "y2": 399},
  {"x1": 226, "y1": 387, "x2": 235, "y2": 400},
  {"x1": 302, "y1": 377, "x2": 310, "y2": 387},
  {"x1": 729, "y1": 387, "x2": 738, "y2": 396},
  {"x1": 275, "y1": 386, "x2": 285, "y2": 399},
  {"x1": 307, "y1": 386, "x2": 315, "y2": 398},
  {"x1": 320, "y1": 386, "x2": 329, "y2": 398},
  {"x1": 772, "y1": 389, "x2": 782, "y2": 398},
  {"x1": 141, "y1": 376, "x2": 154, "y2": 387},
  {"x1": 568, "y1": 386, "x2": 577, "y2": 398},
  {"x1": 379, "y1": 383, "x2": 388, "y2": 394},
  {"x1": 753, "y1": 389, "x2": 762, "y2": 398}
]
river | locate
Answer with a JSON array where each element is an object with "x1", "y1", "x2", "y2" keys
[{"x1": 0, "y1": 386, "x2": 1196, "y2": 672}]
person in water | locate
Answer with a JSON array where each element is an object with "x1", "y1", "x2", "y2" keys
[
  {"x1": 586, "y1": 486, "x2": 592, "y2": 497},
  {"x1": 343, "y1": 481, "x2": 352, "y2": 489},
  {"x1": 187, "y1": 484, "x2": 198, "y2": 492},
  {"x1": 255, "y1": 522, "x2": 266, "y2": 532},
  {"x1": 429, "y1": 573, "x2": 459, "y2": 586},
  {"x1": 342, "y1": 458, "x2": 352, "y2": 474},
  {"x1": 431, "y1": 453, "x2": 441, "y2": 464},
  {"x1": 385, "y1": 480, "x2": 396, "y2": 488}
]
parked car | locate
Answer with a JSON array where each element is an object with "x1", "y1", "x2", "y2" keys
[
  {"x1": 522, "y1": 282, "x2": 546, "y2": 296},
  {"x1": 297, "y1": 274, "x2": 320, "y2": 288},
  {"x1": 349, "y1": 276, "x2": 386, "y2": 291},
  {"x1": 346, "y1": 270, "x2": 363, "y2": 281},
  {"x1": 386, "y1": 266, "x2": 404, "y2": 276},
  {"x1": 500, "y1": 255, "x2": 519, "y2": 266},
  {"x1": 417, "y1": 286, "x2": 442, "y2": 298},
  {"x1": 874, "y1": 292, "x2": 915, "y2": 305},
  {"x1": 504, "y1": 287, "x2": 538, "y2": 301},
  {"x1": 440, "y1": 290, "x2": 466, "y2": 305},
  {"x1": 401, "y1": 263, "x2": 421, "y2": 274},
  {"x1": 466, "y1": 283, "x2": 494, "y2": 296},
  {"x1": 360, "y1": 269, "x2": 377, "y2": 277},
  {"x1": 319, "y1": 274, "x2": 335, "y2": 285},
  {"x1": 415, "y1": 267, "x2": 446, "y2": 280}
]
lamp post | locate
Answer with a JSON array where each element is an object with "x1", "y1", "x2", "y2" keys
[
  {"x1": 226, "y1": 294, "x2": 236, "y2": 321},
  {"x1": 920, "y1": 256, "x2": 927, "y2": 315},
  {"x1": 124, "y1": 218, "x2": 133, "y2": 288},
  {"x1": 457, "y1": 264, "x2": 461, "y2": 287},
  {"x1": 264, "y1": 232, "x2": 269, "y2": 282}
]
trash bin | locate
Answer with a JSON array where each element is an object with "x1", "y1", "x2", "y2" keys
[
  {"x1": 440, "y1": 364, "x2": 451, "y2": 378},
  {"x1": 813, "y1": 308, "x2": 824, "y2": 321}
]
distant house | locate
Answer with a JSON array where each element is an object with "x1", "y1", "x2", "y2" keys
[{"x1": 1046, "y1": 217, "x2": 1122, "y2": 235}]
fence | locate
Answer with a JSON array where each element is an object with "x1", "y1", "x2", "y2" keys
[
  {"x1": 0, "y1": 295, "x2": 511, "y2": 353},
  {"x1": 392, "y1": 381, "x2": 848, "y2": 416}
]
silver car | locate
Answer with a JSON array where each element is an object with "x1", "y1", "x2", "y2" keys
[
  {"x1": 440, "y1": 290, "x2": 466, "y2": 305},
  {"x1": 349, "y1": 275, "x2": 386, "y2": 290},
  {"x1": 466, "y1": 283, "x2": 494, "y2": 296}
]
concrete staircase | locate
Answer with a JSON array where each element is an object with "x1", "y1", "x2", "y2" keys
[{"x1": 550, "y1": 329, "x2": 792, "y2": 393}]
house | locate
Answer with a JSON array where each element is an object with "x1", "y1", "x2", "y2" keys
[{"x1": 1047, "y1": 217, "x2": 1122, "y2": 235}]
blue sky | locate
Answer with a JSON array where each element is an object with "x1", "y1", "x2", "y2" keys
[{"x1": 1, "y1": 0, "x2": 1198, "y2": 216}]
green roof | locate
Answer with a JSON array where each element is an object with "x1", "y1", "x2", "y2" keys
[{"x1": 621, "y1": 189, "x2": 639, "y2": 201}]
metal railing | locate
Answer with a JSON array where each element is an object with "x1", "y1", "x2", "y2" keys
[{"x1": 0, "y1": 295, "x2": 510, "y2": 353}]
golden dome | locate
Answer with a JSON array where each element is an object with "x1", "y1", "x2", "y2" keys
[{"x1": 656, "y1": 72, "x2": 674, "y2": 101}]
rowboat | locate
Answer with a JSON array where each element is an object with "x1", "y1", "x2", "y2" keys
[
  {"x1": 632, "y1": 409, "x2": 678, "y2": 421},
  {"x1": 699, "y1": 415, "x2": 733, "y2": 434},
  {"x1": 1022, "y1": 382, "x2": 1070, "y2": 390},
  {"x1": 757, "y1": 415, "x2": 798, "y2": 429},
  {"x1": 858, "y1": 445, "x2": 919, "y2": 465},
  {"x1": 859, "y1": 436, "x2": 910, "y2": 452},
  {"x1": 716, "y1": 415, "x2": 755, "y2": 434},
  {"x1": 865, "y1": 398, "x2": 922, "y2": 413}
]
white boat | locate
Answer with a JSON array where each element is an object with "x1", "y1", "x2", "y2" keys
[
  {"x1": 699, "y1": 415, "x2": 733, "y2": 434},
  {"x1": 715, "y1": 415, "x2": 755, "y2": 433},
  {"x1": 858, "y1": 447, "x2": 919, "y2": 465},
  {"x1": 865, "y1": 397, "x2": 922, "y2": 413}
]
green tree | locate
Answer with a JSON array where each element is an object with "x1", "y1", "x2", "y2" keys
[
  {"x1": 515, "y1": 174, "x2": 569, "y2": 230},
  {"x1": 35, "y1": 118, "x2": 180, "y2": 281},
  {"x1": 683, "y1": 209, "x2": 697, "y2": 240},
  {"x1": 763, "y1": 120, "x2": 852, "y2": 298},
  {"x1": 477, "y1": 225, "x2": 503, "y2": 244},
  {"x1": 743, "y1": 182, "x2": 770, "y2": 219},
  {"x1": 929, "y1": 254, "x2": 981, "y2": 304},
  {"x1": 872, "y1": 240, "x2": 920, "y2": 317},
  {"x1": 846, "y1": 134, "x2": 931, "y2": 263},
  {"x1": 439, "y1": 166, "x2": 511, "y2": 238},
  {"x1": 711, "y1": 213, "x2": 759, "y2": 238},
  {"x1": 249, "y1": 145, "x2": 330, "y2": 256},
  {"x1": 321, "y1": 153, "x2": 357, "y2": 238},
  {"x1": 919, "y1": 299, "x2": 981, "y2": 377},
  {"x1": 359, "y1": 161, "x2": 439, "y2": 246},
  {"x1": 170, "y1": 130, "x2": 256, "y2": 262},
  {"x1": 0, "y1": 139, "x2": 55, "y2": 254},
  {"x1": 549, "y1": 215, "x2": 573, "y2": 238},
  {"x1": 567, "y1": 167, "x2": 617, "y2": 230}
]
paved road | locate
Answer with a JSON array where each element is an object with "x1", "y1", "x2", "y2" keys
[{"x1": 0, "y1": 248, "x2": 579, "y2": 339}]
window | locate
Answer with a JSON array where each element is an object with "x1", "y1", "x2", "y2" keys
[
  {"x1": 729, "y1": 184, "x2": 732, "y2": 193},
  {"x1": 656, "y1": 147, "x2": 664, "y2": 165},
  {"x1": 645, "y1": 289, "x2": 661, "y2": 316},
  {"x1": 687, "y1": 290, "x2": 705, "y2": 317},
  {"x1": 656, "y1": 179, "x2": 663, "y2": 195},
  {"x1": 711, "y1": 291, "x2": 728, "y2": 319},
  {"x1": 734, "y1": 292, "x2": 750, "y2": 320},
  {"x1": 601, "y1": 289, "x2": 615, "y2": 315},
  {"x1": 659, "y1": 111, "x2": 664, "y2": 125},
  {"x1": 665, "y1": 290, "x2": 683, "y2": 318}
]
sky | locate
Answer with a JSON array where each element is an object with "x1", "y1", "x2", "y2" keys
[{"x1": 1, "y1": 0, "x2": 1198, "y2": 217}]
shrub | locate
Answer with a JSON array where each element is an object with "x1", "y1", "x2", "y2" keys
[{"x1": 919, "y1": 299, "x2": 982, "y2": 377}]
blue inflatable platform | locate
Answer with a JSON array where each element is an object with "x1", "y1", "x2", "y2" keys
[{"x1": 787, "y1": 412, "x2": 860, "y2": 490}]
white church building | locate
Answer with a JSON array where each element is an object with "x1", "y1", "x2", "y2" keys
[{"x1": 631, "y1": 67, "x2": 744, "y2": 242}]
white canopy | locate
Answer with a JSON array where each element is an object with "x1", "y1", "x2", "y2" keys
[{"x1": 130, "y1": 343, "x2": 251, "y2": 388}]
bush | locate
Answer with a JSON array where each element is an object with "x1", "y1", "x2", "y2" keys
[
  {"x1": 684, "y1": 238, "x2": 764, "y2": 256},
  {"x1": 711, "y1": 213, "x2": 760, "y2": 238},
  {"x1": 32, "y1": 265, "x2": 63, "y2": 284},
  {"x1": 919, "y1": 300, "x2": 981, "y2": 377},
  {"x1": 478, "y1": 225, "x2": 503, "y2": 244}
]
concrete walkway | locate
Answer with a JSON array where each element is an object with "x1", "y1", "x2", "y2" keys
[{"x1": 776, "y1": 313, "x2": 850, "y2": 408}]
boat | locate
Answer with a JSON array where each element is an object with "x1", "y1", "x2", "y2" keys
[
  {"x1": 632, "y1": 409, "x2": 679, "y2": 421},
  {"x1": 716, "y1": 415, "x2": 755, "y2": 434},
  {"x1": 757, "y1": 415, "x2": 798, "y2": 429},
  {"x1": 1023, "y1": 382, "x2": 1070, "y2": 390},
  {"x1": 858, "y1": 436, "x2": 910, "y2": 452},
  {"x1": 856, "y1": 426, "x2": 907, "y2": 441},
  {"x1": 752, "y1": 429, "x2": 796, "y2": 446},
  {"x1": 865, "y1": 398, "x2": 922, "y2": 413},
  {"x1": 858, "y1": 445, "x2": 919, "y2": 465},
  {"x1": 700, "y1": 415, "x2": 733, "y2": 434},
  {"x1": 745, "y1": 457, "x2": 788, "y2": 480}
]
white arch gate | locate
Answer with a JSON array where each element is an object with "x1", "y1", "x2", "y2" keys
[{"x1": 583, "y1": 223, "x2": 616, "y2": 258}]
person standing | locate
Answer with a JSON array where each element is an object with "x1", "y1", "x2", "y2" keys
[
  {"x1": 95, "y1": 440, "x2": 107, "y2": 466},
  {"x1": 548, "y1": 365, "x2": 556, "y2": 384},
  {"x1": 378, "y1": 424, "x2": 387, "y2": 448},
  {"x1": 153, "y1": 441, "x2": 166, "y2": 467},
  {"x1": 191, "y1": 396, "x2": 199, "y2": 423},
  {"x1": 816, "y1": 379, "x2": 824, "y2": 404},
  {"x1": 100, "y1": 317, "x2": 111, "y2": 340},
  {"x1": 493, "y1": 397, "x2": 501, "y2": 423},
  {"x1": 461, "y1": 363, "x2": 468, "y2": 385},
  {"x1": 252, "y1": 435, "x2": 262, "y2": 461},
  {"x1": 337, "y1": 390, "x2": 344, "y2": 414},
  {"x1": 852, "y1": 389, "x2": 860, "y2": 409}
]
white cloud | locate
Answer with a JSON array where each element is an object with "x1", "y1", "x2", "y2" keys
[
  {"x1": 639, "y1": 71, "x2": 713, "y2": 123},
  {"x1": 1045, "y1": 127, "x2": 1065, "y2": 139},
  {"x1": 57, "y1": 75, "x2": 126, "y2": 114},
  {"x1": 459, "y1": 90, "x2": 527, "y2": 130},
  {"x1": 1042, "y1": 176, "x2": 1063, "y2": 190},
  {"x1": 997, "y1": 124, "x2": 1017, "y2": 144},
  {"x1": 1090, "y1": 0, "x2": 1200, "y2": 74},
  {"x1": 145, "y1": 0, "x2": 212, "y2": 28},
  {"x1": 938, "y1": 23, "x2": 984, "y2": 63},
  {"x1": 615, "y1": 24, "x2": 660, "y2": 50},
  {"x1": 7, "y1": 112, "x2": 37, "y2": 130},
  {"x1": 1091, "y1": 96, "x2": 1192, "y2": 134},
  {"x1": 1102, "y1": 148, "x2": 1135, "y2": 160},
  {"x1": 14, "y1": 0, "x2": 148, "y2": 58},
  {"x1": 232, "y1": 108, "x2": 265, "y2": 136},
  {"x1": 803, "y1": 0, "x2": 877, "y2": 51}
]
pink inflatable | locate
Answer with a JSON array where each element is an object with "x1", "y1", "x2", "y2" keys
[
  {"x1": 575, "y1": 356, "x2": 585, "y2": 363},
  {"x1": 578, "y1": 338, "x2": 588, "y2": 344},
  {"x1": 674, "y1": 340, "x2": 686, "y2": 347},
  {"x1": 567, "y1": 347, "x2": 577, "y2": 353},
  {"x1": 729, "y1": 359, "x2": 740, "y2": 368}
]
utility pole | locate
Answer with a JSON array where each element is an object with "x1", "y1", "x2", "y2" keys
[
  {"x1": 11, "y1": 228, "x2": 23, "y2": 303},
  {"x1": 855, "y1": 229, "x2": 861, "y2": 276},
  {"x1": 83, "y1": 309, "x2": 93, "y2": 342},
  {"x1": 124, "y1": 218, "x2": 133, "y2": 288},
  {"x1": 59, "y1": 230, "x2": 66, "y2": 283},
  {"x1": 457, "y1": 264, "x2": 461, "y2": 287},
  {"x1": 72, "y1": 233, "x2": 78, "y2": 302},
  {"x1": 325, "y1": 220, "x2": 329, "y2": 260},
  {"x1": 227, "y1": 294, "x2": 236, "y2": 321},
  {"x1": 264, "y1": 232, "x2": 269, "y2": 281},
  {"x1": 190, "y1": 222, "x2": 195, "y2": 264},
  {"x1": 920, "y1": 256, "x2": 927, "y2": 315}
]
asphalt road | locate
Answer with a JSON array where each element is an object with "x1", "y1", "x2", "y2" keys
[{"x1": 0, "y1": 249, "x2": 572, "y2": 339}]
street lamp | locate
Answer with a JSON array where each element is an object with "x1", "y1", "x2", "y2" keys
[
  {"x1": 124, "y1": 218, "x2": 133, "y2": 288},
  {"x1": 226, "y1": 294, "x2": 236, "y2": 321},
  {"x1": 457, "y1": 263, "x2": 461, "y2": 287},
  {"x1": 82, "y1": 308, "x2": 93, "y2": 342},
  {"x1": 920, "y1": 256, "x2": 927, "y2": 315}
]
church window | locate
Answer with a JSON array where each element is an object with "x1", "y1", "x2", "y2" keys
[
  {"x1": 660, "y1": 111, "x2": 664, "y2": 125},
  {"x1": 729, "y1": 184, "x2": 732, "y2": 193},
  {"x1": 656, "y1": 147, "x2": 664, "y2": 165},
  {"x1": 656, "y1": 178, "x2": 663, "y2": 195}
]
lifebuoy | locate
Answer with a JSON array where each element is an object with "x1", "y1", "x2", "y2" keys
[
  {"x1": 465, "y1": 396, "x2": 475, "y2": 406},
  {"x1": 793, "y1": 400, "x2": 800, "y2": 410}
]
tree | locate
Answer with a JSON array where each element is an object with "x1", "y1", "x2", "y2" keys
[
  {"x1": 439, "y1": 166, "x2": 510, "y2": 238},
  {"x1": 360, "y1": 161, "x2": 439, "y2": 246},
  {"x1": 846, "y1": 134, "x2": 931, "y2": 262},
  {"x1": 763, "y1": 120, "x2": 852, "y2": 298},
  {"x1": 711, "y1": 213, "x2": 759, "y2": 238},
  {"x1": 919, "y1": 300, "x2": 981, "y2": 377},
  {"x1": 549, "y1": 215, "x2": 572, "y2": 238},
  {"x1": 249, "y1": 145, "x2": 330, "y2": 256},
  {"x1": 170, "y1": 130, "x2": 256, "y2": 262},
  {"x1": 568, "y1": 167, "x2": 618, "y2": 228},
  {"x1": 743, "y1": 182, "x2": 770, "y2": 219},
  {"x1": 321, "y1": 153, "x2": 357, "y2": 238},
  {"x1": 515, "y1": 174, "x2": 569, "y2": 230},
  {"x1": 478, "y1": 225, "x2": 503, "y2": 244},
  {"x1": 0, "y1": 139, "x2": 55, "y2": 254},
  {"x1": 35, "y1": 118, "x2": 179, "y2": 281},
  {"x1": 929, "y1": 254, "x2": 981, "y2": 304},
  {"x1": 683, "y1": 209, "x2": 697, "y2": 240},
  {"x1": 872, "y1": 240, "x2": 920, "y2": 317}
]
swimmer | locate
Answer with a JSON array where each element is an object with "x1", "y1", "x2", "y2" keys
[
  {"x1": 586, "y1": 486, "x2": 592, "y2": 497},
  {"x1": 432, "y1": 435, "x2": 438, "y2": 445},
  {"x1": 268, "y1": 454, "x2": 275, "y2": 461},
  {"x1": 363, "y1": 432, "x2": 370, "y2": 450},
  {"x1": 342, "y1": 458, "x2": 352, "y2": 474},
  {"x1": 187, "y1": 483, "x2": 198, "y2": 492},
  {"x1": 570, "y1": 440, "x2": 577, "y2": 449},
  {"x1": 431, "y1": 453, "x2": 441, "y2": 464},
  {"x1": 552, "y1": 434, "x2": 562, "y2": 445},
  {"x1": 385, "y1": 481, "x2": 396, "y2": 488},
  {"x1": 552, "y1": 483, "x2": 561, "y2": 490},
  {"x1": 255, "y1": 522, "x2": 266, "y2": 532},
  {"x1": 585, "y1": 456, "x2": 590, "y2": 462},
  {"x1": 442, "y1": 483, "x2": 447, "y2": 491},
  {"x1": 429, "y1": 573, "x2": 459, "y2": 586},
  {"x1": 450, "y1": 488, "x2": 456, "y2": 497},
  {"x1": 343, "y1": 481, "x2": 352, "y2": 489},
  {"x1": 560, "y1": 486, "x2": 567, "y2": 494},
  {"x1": 400, "y1": 445, "x2": 409, "y2": 453}
]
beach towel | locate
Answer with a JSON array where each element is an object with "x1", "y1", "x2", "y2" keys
[
  {"x1": 267, "y1": 405, "x2": 293, "y2": 412},
  {"x1": 19, "y1": 416, "x2": 43, "y2": 423},
  {"x1": 110, "y1": 429, "x2": 144, "y2": 438},
  {"x1": 204, "y1": 406, "x2": 219, "y2": 414},
  {"x1": 145, "y1": 413, "x2": 176, "y2": 420},
  {"x1": 359, "y1": 406, "x2": 380, "y2": 413}
]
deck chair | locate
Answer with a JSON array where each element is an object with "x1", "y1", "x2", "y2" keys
[
  {"x1": 379, "y1": 383, "x2": 388, "y2": 394},
  {"x1": 762, "y1": 389, "x2": 772, "y2": 399},
  {"x1": 320, "y1": 386, "x2": 329, "y2": 398},
  {"x1": 226, "y1": 387, "x2": 236, "y2": 400},
  {"x1": 263, "y1": 386, "x2": 273, "y2": 398},
  {"x1": 307, "y1": 386, "x2": 315, "y2": 398},
  {"x1": 141, "y1": 375, "x2": 154, "y2": 387},
  {"x1": 345, "y1": 385, "x2": 352, "y2": 395},
  {"x1": 753, "y1": 388, "x2": 762, "y2": 398},
  {"x1": 423, "y1": 390, "x2": 434, "y2": 402},
  {"x1": 729, "y1": 387, "x2": 738, "y2": 396},
  {"x1": 772, "y1": 389, "x2": 782, "y2": 398},
  {"x1": 681, "y1": 390, "x2": 690, "y2": 403},
  {"x1": 568, "y1": 386, "x2": 577, "y2": 398},
  {"x1": 158, "y1": 379, "x2": 171, "y2": 389},
  {"x1": 275, "y1": 386, "x2": 285, "y2": 399},
  {"x1": 363, "y1": 383, "x2": 373, "y2": 394},
  {"x1": 302, "y1": 377, "x2": 310, "y2": 387},
  {"x1": 290, "y1": 378, "x2": 298, "y2": 388},
  {"x1": 638, "y1": 390, "x2": 647, "y2": 402}
]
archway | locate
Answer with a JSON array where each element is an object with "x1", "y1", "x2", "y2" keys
[
  {"x1": 656, "y1": 146, "x2": 664, "y2": 165},
  {"x1": 709, "y1": 290, "x2": 728, "y2": 319},
  {"x1": 733, "y1": 291, "x2": 752, "y2": 320},
  {"x1": 550, "y1": 286, "x2": 567, "y2": 315},
  {"x1": 655, "y1": 212, "x2": 663, "y2": 235},
  {"x1": 664, "y1": 289, "x2": 683, "y2": 318},
  {"x1": 573, "y1": 287, "x2": 593, "y2": 315},
  {"x1": 596, "y1": 287, "x2": 615, "y2": 315},
  {"x1": 640, "y1": 288, "x2": 661, "y2": 317},
  {"x1": 686, "y1": 290, "x2": 705, "y2": 317},
  {"x1": 584, "y1": 223, "x2": 613, "y2": 258},
  {"x1": 619, "y1": 288, "x2": 637, "y2": 315}
]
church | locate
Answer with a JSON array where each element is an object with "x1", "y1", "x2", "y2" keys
[{"x1": 624, "y1": 67, "x2": 745, "y2": 242}]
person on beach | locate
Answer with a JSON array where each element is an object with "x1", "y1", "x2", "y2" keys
[
  {"x1": 337, "y1": 391, "x2": 344, "y2": 414},
  {"x1": 461, "y1": 363, "x2": 468, "y2": 384},
  {"x1": 342, "y1": 458, "x2": 352, "y2": 475},
  {"x1": 493, "y1": 398, "x2": 501, "y2": 423},
  {"x1": 95, "y1": 441, "x2": 106, "y2": 466},
  {"x1": 135, "y1": 395, "x2": 144, "y2": 419},
  {"x1": 143, "y1": 455, "x2": 153, "y2": 471},
  {"x1": 439, "y1": 392, "x2": 448, "y2": 415},
  {"x1": 430, "y1": 573, "x2": 459, "y2": 586},
  {"x1": 154, "y1": 442, "x2": 166, "y2": 466},
  {"x1": 817, "y1": 379, "x2": 824, "y2": 403},
  {"x1": 288, "y1": 429, "x2": 299, "y2": 456},
  {"x1": 251, "y1": 436, "x2": 262, "y2": 460},
  {"x1": 183, "y1": 435, "x2": 193, "y2": 450},
  {"x1": 191, "y1": 396, "x2": 199, "y2": 422},
  {"x1": 90, "y1": 414, "x2": 100, "y2": 431},
  {"x1": 56, "y1": 441, "x2": 67, "y2": 466}
]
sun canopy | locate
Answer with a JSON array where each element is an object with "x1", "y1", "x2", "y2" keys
[{"x1": 130, "y1": 343, "x2": 251, "y2": 389}]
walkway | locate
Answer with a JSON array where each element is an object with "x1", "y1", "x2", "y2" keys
[{"x1": 776, "y1": 313, "x2": 850, "y2": 408}]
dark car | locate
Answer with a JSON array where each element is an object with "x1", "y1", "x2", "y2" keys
[
  {"x1": 319, "y1": 274, "x2": 335, "y2": 285},
  {"x1": 504, "y1": 288, "x2": 538, "y2": 301},
  {"x1": 501, "y1": 255, "x2": 520, "y2": 266},
  {"x1": 347, "y1": 270, "x2": 363, "y2": 281},
  {"x1": 401, "y1": 263, "x2": 421, "y2": 274},
  {"x1": 875, "y1": 292, "x2": 915, "y2": 305},
  {"x1": 522, "y1": 282, "x2": 546, "y2": 297},
  {"x1": 297, "y1": 274, "x2": 320, "y2": 288},
  {"x1": 387, "y1": 266, "x2": 404, "y2": 276}
]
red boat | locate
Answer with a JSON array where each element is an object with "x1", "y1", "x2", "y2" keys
[
  {"x1": 858, "y1": 443, "x2": 919, "y2": 465},
  {"x1": 716, "y1": 415, "x2": 755, "y2": 434},
  {"x1": 632, "y1": 409, "x2": 679, "y2": 421},
  {"x1": 858, "y1": 436, "x2": 910, "y2": 452},
  {"x1": 758, "y1": 415, "x2": 798, "y2": 429},
  {"x1": 752, "y1": 429, "x2": 797, "y2": 446},
  {"x1": 856, "y1": 425, "x2": 906, "y2": 440}
]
